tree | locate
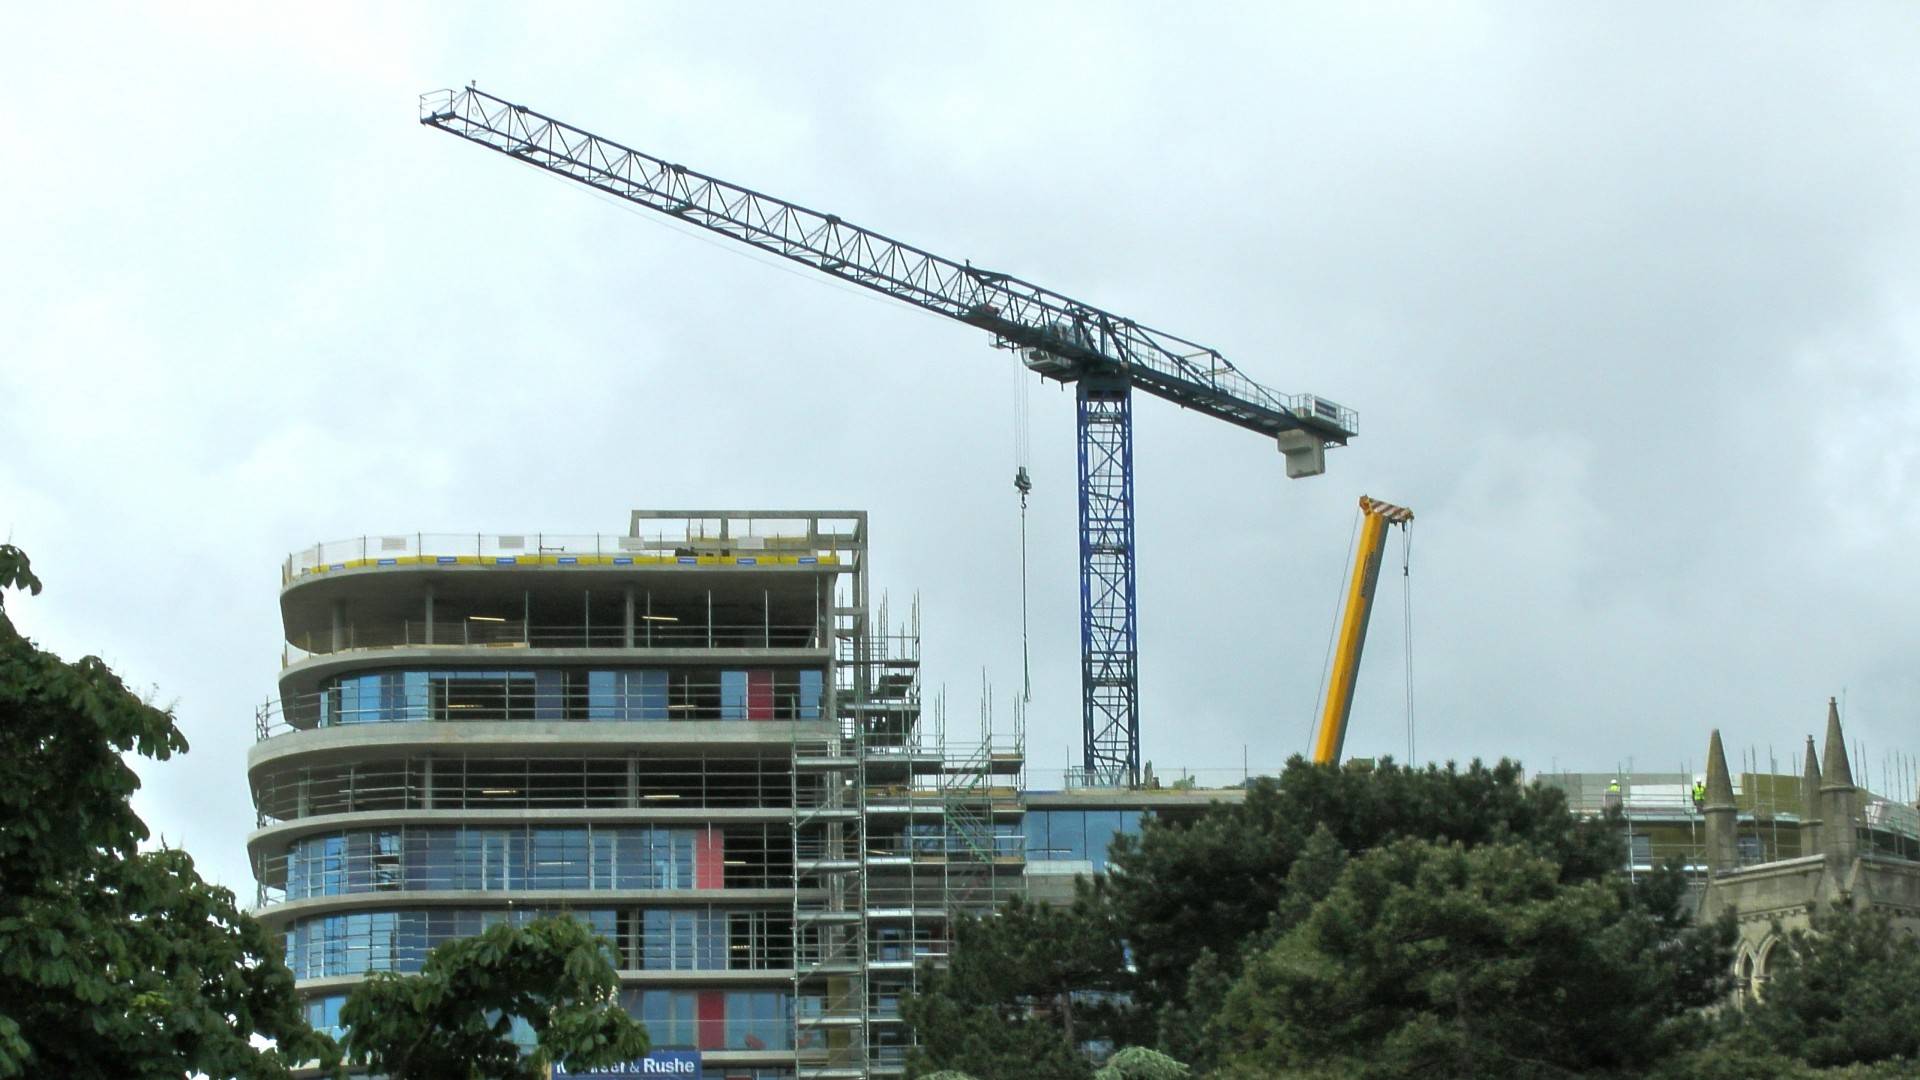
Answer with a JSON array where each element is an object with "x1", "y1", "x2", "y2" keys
[
  {"x1": 339, "y1": 914, "x2": 649, "y2": 1080},
  {"x1": 1740, "y1": 905, "x2": 1920, "y2": 1069},
  {"x1": 1209, "y1": 838, "x2": 1733, "y2": 1080},
  {"x1": 0, "y1": 545, "x2": 335, "y2": 1078},
  {"x1": 904, "y1": 887, "x2": 1132, "y2": 1080},
  {"x1": 1107, "y1": 757, "x2": 1623, "y2": 1033},
  {"x1": 1092, "y1": 1046, "x2": 1189, "y2": 1080}
]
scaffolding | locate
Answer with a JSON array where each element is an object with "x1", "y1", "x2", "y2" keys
[
  {"x1": 1541, "y1": 765, "x2": 1920, "y2": 878},
  {"x1": 793, "y1": 582, "x2": 1025, "y2": 1079}
]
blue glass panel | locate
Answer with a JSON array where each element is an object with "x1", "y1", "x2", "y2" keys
[
  {"x1": 633, "y1": 990, "x2": 697, "y2": 1048},
  {"x1": 1024, "y1": 812, "x2": 1051, "y2": 859},
  {"x1": 635, "y1": 669, "x2": 668, "y2": 720},
  {"x1": 587, "y1": 671, "x2": 619, "y2": 720},
  {"x1": 402, "y1": 671, "x2": 429, "y2": 720},
  {"x1": 1085, "y1": 811, "x2": 1122, "y2": 872},
  {"x1": 720, "y1": 671, "x2": 748, "y2": 721},
  {"x1": 530, "y1": 829, "x2": 588, "y2": 890},
  {"x1": 798, "y1": 669, "x2": 823, "y2": 720},
  {"x1": 1053, "y1": 812, "x2": 1087, "y2": 862},
  {"x1": 533, "y1": 670, "x2": 565, "y2": 721},
  {"x1": 643, "y1": 909, "x2": 671, "y2": 970}
]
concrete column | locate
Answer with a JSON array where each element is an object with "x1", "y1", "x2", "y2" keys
[
  {"x1": 1703, "y1": 729, "x2": 1740, "y2": 875},
  {"x1": 421, "y1": 756, "x2": 435, "y2": 811},
  {"x1": 624, "y1": 586, "x2": 636, "y2": 649},
  {"x1": 423, "y1": 585, "x2": 436, "y2": 646}
]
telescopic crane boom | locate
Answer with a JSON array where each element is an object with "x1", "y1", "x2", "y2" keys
[
  {"x1": 1312, "y1": 495, "x2": 1413, "y2": 765},
  {"x1": 420, "y1": 87, "x2": 1359, "y2": 786}
]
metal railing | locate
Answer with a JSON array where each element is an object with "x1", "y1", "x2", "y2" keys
[
  {"x1": 255, "y1": 822, "x2": 793, "y2": 905},
  {"x1": 258, "y1": 681, "x2": 825, "y2": 741},
  {"x1": 251, "y1": 752, "x2": 802, "y2": 825},
  {"x1": 285, "y1": 529, "x2": 850, "y2": 584},
  {"x1": 284, "y1": 619, "x2": 825, "y2": 664},
  {"x1": 283, "y1": 905, "x2": 794, "y2": 980}
]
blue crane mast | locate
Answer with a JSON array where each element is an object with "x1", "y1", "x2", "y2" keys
[{"x1": 420, "y1": 88, "x2": 1358, "y2": 787}]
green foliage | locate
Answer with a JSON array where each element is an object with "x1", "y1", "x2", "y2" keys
[
  {"x1": 339, "y1": 914, "x2": 648, "y2": 1080},
  {"x1": 0, "y1": 545, "x2": 335, "y2": 1079},
  {"x1": 904, "y1": 887, "x2": 1131, "y2": 1080},
  {"x1": 1647, "y1": 1040, "x2": 1824, "y2": 1080},
  {"x1": 1740, "y1": 905, "x2": 1920, "y2": 1068},
  {"x1": 1107, "y1": 757, "x2": 1622, "y2": 1028},
  {"x1": 1210, "y1": 838, "x2": 1733, "y2": 1080},
  {"x1": 1092, "y1": 1046, "x2": 1188, "y2": 1080},
  {"x1": 1648, "y1": 1039, "x2": 1919, "y2": 1080}
]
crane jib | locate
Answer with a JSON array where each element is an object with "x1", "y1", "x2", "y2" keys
[
  {"x1": 420, "y1": 86, "x2": 1359, "y2": 788},
  {"x1": 419, "y1": 88, "x2": 1357, "y2": 446}
]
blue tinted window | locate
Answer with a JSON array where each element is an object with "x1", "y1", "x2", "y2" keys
[
  {"x1": 634, "y1": 670, "x2": 668, "y2": 720},
  {"x1": 728, "y1": 990, "x2": 791, "y2": 1050},
  {"x1": 530, "y1": 829, "x2": 589, "y2": 890},
  {"x1": 589, "y1": 670, "x2": 670, "y2": 720},
  {"x1": 1085, "y1": 811, "x2": 1121, "y2": 871},
  {"x1": 588, "y1": 671, "x2": 620, "y2": 720},
  {"x1": 1053, "y1": 812, "x2": 1087, "y2": 861},
  {"x1": 633, "y1": 990, "x2": 698, "y2": 1048},
  {"x1": 798, "y1": 670, "x2": 823, "y2": 720},
  {"x1": 304, "y1": 994, "x2": 346, "y2": 1036},
  {"x1": 286, "y1": 826, "x2": 708, "y2": 898},
  {"x1": 720, "y1": 671, "x2": 748, "y2": 720},
  {"x1": 534, "y1": 670, "x2": 566, "y2": 721}
]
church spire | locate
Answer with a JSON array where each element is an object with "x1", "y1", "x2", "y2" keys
[
  {"x1": 1819, "y1": 698, "x2": 1858, "y2": 869},
  {"x1": 1704, "y1": 729, "x2": 1739, "y2": 873},
  {"x1": 1821, "y1": 697, "x2": 1854, "y2": 789},
  {"x1": 1800, "y1": 735, "x2": 1822, "y2": 857}
]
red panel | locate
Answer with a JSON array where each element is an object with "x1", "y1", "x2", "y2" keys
[
  {"x1": 698, "y1": 990, "x2": 726, "y2": 1050},
  {"x1": 696, "y1": 827, "x2": 724, "y2": 890},
  {"x1": 747, "y1": 670, "x2": 774, "y2": 720}
]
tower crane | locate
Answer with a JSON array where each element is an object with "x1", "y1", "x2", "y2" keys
[
  {"x1": 420, "y1": 88, "x2": 1359, "y2": 786},
  {"x1": 1311, "y1": 496, "x2": 1413, "y2": 765}
]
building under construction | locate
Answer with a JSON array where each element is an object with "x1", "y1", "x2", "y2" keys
[
  {"x1": 1540, "y1": 704, "x2": 1920, "y2": 999},
  {"x1": 247, "y1": 511, "x2": 1025, "y2": 1080}
]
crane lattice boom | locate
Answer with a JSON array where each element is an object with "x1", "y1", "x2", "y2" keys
[
  {"x1": 420, "y1": 88, "x2": 1356, "y2": 445},
  {"x1": 420, "y1": 87, "x2": 1358, "y2": 786}
]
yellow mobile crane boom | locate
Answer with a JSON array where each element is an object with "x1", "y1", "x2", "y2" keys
[{"x1": 1312, "y1": 496, "x2": 1414, "y2": 764}]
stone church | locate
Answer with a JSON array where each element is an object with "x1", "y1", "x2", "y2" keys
[{"x1": 1696, "y1": 701, "x2": 1920, "y2": 996}]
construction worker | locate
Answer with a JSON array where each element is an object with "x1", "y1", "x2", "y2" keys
[
  {"x1": 1691, "y1": 776, "x2": 1706, "y2": 811},
  {"x1": 1605, "y1": 778, "x2": 1622, "y2": 810}
]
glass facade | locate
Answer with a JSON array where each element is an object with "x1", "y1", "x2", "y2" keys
[
  {"x1": 282, "y1": 906, "x2": 793, "y2": 979},
  {"x1": 278, "y1": 824, "x2": 791, "y2": 899},
  {"x1": 1022, "y1": 809, "x2": 1144, "y2": 871},
  {"x1": 303, "y1": 987, "x2": 802, "y2": 1055},
  {"x1": 623, "y1": 989, "x2": 798, "y2": 1051},
  {"x1": 285, "y1": 908, "x2": 617, "y2": 979},
  {"x1": 313, "y1": 667, "x2": 824, "y2": 727},
  {"x1": 901, "y1": 821, "x2": 1024, "y2": 859}
]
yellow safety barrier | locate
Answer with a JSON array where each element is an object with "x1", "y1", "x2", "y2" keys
[{"x1": 297, "y1": 553, "x2": 841, "y2": 576}]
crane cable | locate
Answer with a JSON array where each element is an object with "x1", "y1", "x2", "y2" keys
[{"x1": 1014, "y1": 359, "x2": 1034, "y2": 704}]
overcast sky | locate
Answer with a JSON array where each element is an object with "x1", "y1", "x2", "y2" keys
[{"x1": 5, "y1": 3, "x2": 1920, "y2": 895}]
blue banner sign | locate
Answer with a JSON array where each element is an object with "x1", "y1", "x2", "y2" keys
[{"x1": 554, "y1": 1050, "x2": 702, "y2": 1077}]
